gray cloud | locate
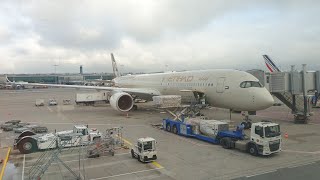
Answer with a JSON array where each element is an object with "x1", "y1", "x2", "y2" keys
[{"x1": 0, "y1": 0, "x2": 319, "y2": 74}]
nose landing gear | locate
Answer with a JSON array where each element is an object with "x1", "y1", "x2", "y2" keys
[{"x1": 241, "y1": 112, "x2": 252, "y2": 129}]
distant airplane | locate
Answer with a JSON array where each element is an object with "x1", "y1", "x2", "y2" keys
[
  {"x1": 30, "y1": 54, "x2": 274, "y2": 114},
  {"x1": 263, "y1": 55, "x2": 281, "y2": 72}
]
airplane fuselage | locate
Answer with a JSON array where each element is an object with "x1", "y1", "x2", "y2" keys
[{"x1": 113, "y1": 69, "x2": 274, "y2": 111}]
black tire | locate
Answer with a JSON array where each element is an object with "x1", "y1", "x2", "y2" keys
[
  {"x1": 131, "y1": 149, "x2": 135, "y2": 158},
  {"x1": 172, "y1": 125, "x2": 178, "y2": 134},
  {"x1": 220, "y1": 138, "x2": 227, "y2": 149},
  {"x1": 132, "y1": 105, "x2": 138, "y2": 111},
  {"x1": 93, "y1": 136, "x2": 101, "y2": 143},
  {"x1": 18, "y1": 138, "x2": 38, "y2": 154},
  {"x1": 137, "y1": 155, "x2": 141, "y2": 162},
  {"x1": 248, "y1": 144, "x2": 258, "y2": 156},
  {"x1": 166, "y1": 124, "x2": 171, "y2": 132},
  {"x1": 153, "y1": 155, "x2": 157, "y2": 160},
  {"x1": 220, "y1": 137, "x2": 232, "y2": 149}
]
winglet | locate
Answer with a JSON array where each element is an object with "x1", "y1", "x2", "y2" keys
[
  {"x1": 263, "y1": 55, "x2": 281, "y2": 72},
  {"x1": 111, "y1": 53, "x2": 120, "y2": 78}
]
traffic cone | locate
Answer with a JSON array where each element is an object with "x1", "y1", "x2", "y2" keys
[{"x1": 284, "y1": 133, "x2": 288, "y2": 138}]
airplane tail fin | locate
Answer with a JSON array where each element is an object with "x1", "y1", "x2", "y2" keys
[
  {"x1": 263, "y1": 55, "x2": 281, "y2": 72},
  {"x1": 111, "y1": 53, "x2": 120, "y2": 78}
]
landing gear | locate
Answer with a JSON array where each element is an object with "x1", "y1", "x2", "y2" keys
[
  {"x1": 241, "y1": 112, "x2": 252, "y2": 129},
  {"x1": 132, "y1": 105, "x2": 138, "y2": 111}
]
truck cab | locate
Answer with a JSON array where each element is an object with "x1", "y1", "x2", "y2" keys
[
  {"x1": 131, "y1": 137, "x2": 157, "y2": 162},
  {"x1": 248, "y1": 122, "x2": 281, "y2": 155}
]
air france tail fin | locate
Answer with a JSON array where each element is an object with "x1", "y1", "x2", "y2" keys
[
  {"x1": 263, "y1": 55, "x2": 281, "y2": 72},
  {"x1": 111, "y1": 53, "x2": 120, "y2": 78}
]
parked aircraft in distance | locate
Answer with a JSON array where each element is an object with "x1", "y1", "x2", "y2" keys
[{"x1": 30, "y1": 54, "x2": 274, "y2": 113}]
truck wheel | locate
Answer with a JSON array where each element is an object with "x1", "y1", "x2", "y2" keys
[
  {"x1": 220, "y1": 137, "x2": 232, "y2": 149},
  {"x1": 248, "y1": 144, "x2": 258, "y2": 156},
  {"x1": 131, "y1": 149, "x2": 135, "y2": 158},
  {"x1": 153, "y1": 155, "x2": 157, "y2": 160},
  {"x1": 172, "y1": 125, "x2": 178, "y2": 134},
  {"x1": 132, "y1": 105, "x2": 138, "y2": 111},
  {"x1": 137, "y1": 155, "x2": 142, "y2": 162},
  {"x1": 18, "y1": 138, "x2": 38, "y2": 154},
  {"x1": 166, "y1": 124, "x2": 171, "y2": 132}
]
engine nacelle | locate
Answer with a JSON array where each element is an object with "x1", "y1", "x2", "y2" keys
[{"x1": 109, "y1": 92, "x2": 134, "y2": 112}]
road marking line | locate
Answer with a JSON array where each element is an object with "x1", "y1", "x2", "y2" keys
[
  {"x1": 119, "y1": 137, "x2": 165, "y2": 170},
  {"x1": 22, "y1": 154, "x2": 25, "y2": 180},
  {"x1": 282, "y1": 149, "x2": 320, "y2": 154},
  {"x1": 287, "y1": 162, "x2": 316, "y2": 169},
  {"x1": 89, "y1": 168, "x2": 163, "y2": 180},
  {"x1": 24, "y1": 152, "x2": 130, "y2": 168},
  {"x1": 121, "y1": 137, "x2": 133, "y2": 146},
  {"x1": 0, "y1": 147, "x2": 11, "y2": 179},
  {"x1": 152, "y1": 161, "x2": 163, "y2": 168},
  {"x1": 47, "y1": 106, "x2": 53, "y2": 112},
  {"x1": 245, "y1": 170, "x2": 277, "y2": 178}
]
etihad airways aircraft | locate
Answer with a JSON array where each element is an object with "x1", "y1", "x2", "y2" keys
[{"x1": 31, "y1": 55, "x2": 274, "y2": 113}]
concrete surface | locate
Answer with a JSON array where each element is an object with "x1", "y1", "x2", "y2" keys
[{"x1": 0, "y1": 88, "x2": 319, "y2": 180}]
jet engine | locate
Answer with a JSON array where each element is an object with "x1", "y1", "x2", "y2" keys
[{"x1": 109, "y1": 92, "x2": 134, "y2": 112}]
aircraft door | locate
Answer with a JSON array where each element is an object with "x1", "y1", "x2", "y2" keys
[{"x1": 216, "y1": 77, "x2": 226, "y2": 93}]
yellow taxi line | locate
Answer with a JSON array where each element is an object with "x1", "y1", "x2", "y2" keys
[
  {"x1": 121, "y1": 137, "x2": 164, "y2": 169},
  {"x1": 0, "y1": 147, "x2": 11, "y2": 180}
]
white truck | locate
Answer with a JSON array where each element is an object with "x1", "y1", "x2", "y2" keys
[
  {"x1": 75, "y1": 92, "x2": 109, "y2": 106},
  {"x1": 164, "y1": 118, "x2": 282, "y2": 156},
  {"x1": 48, "y1": 99, "x2": 58, "y2": 106},
  {"x1": 131, "y1": 137, "x2": 157, "y2": 162},
  {"x1": 14, "y1": 125, "x2": 102, "y2": 154},
  {"x1": 35, "y1": 99, "x2": 45, "y2": 106}
]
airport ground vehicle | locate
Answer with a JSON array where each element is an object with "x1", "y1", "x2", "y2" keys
[
  {"x1": 35, "y1": 99, "x2": 45, "y2": 106},
  {"x1": 48, "y1": 99, "x2": 58, "y2": 106},
  {"x1": 1, "y1": 120, "x2": 21, "y2": 128},
  {"x1": 1, "y1": 121, "x2": 29, "y2": 131},
  {"x1": 163, "y1": 118, "x2": 281, "y2": 156},
  {"x1": 14, "y1": 125, "x2": 102, "y2": 154},
  {"x1": 14, "y1": 125, "x2": 48, "y2": 133},
  {"x1": 75, "y1": 92, "x2": 109, "y2": 105},
  {"x1": 131, "y1": 137, "x2": 157, "y2": 162}
]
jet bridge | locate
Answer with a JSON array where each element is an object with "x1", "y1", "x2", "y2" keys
[{"x1": 248, "y1": 64, "x2": 320, "y2": 123}]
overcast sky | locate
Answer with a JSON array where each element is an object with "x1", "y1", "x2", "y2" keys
[{"x1": 0, "y1": 0, "x2": 319, "y2": 74}]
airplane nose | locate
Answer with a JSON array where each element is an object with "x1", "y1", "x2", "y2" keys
[{"x1": 254, "y1": 90, "x2": 274, "y2": 110}]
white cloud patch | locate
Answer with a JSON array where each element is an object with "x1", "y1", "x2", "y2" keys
[{"x1": 0, "y1": 0, "x2": 319, "y2": 73}]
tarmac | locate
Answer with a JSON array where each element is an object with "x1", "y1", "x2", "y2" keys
[{"x1": 0, "y1": 88, "x2": 319, "y2": 180}]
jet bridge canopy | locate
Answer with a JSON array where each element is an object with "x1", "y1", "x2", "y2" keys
[{"x1": 248, "y1": 66, "x2": 320, "y2": 123}]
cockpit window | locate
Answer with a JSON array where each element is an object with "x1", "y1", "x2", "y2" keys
[{"x1": 240, "y1": 81, "x2": 262, "y2": 88}]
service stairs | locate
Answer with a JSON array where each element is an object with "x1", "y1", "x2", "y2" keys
[
  {"x1": 272, "y1": 92, "x2": 309, "y2": 122},
  {"x1": 28, "y1": 135, "x2": 83, "y2": 180}
]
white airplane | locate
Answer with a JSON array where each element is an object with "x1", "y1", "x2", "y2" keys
[{"x1": 30, "y1": 54, "x2": 274, "y2": 113}]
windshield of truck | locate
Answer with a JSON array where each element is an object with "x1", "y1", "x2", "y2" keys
[
  {"x1": 265, "y1": 125, "x2": 281, "y2": 137},
  {"x1": 143, "y1": 141, "x2": 153, "y2": 151}
]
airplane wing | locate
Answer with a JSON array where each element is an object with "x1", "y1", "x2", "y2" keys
[{"x1": 28, "y1": 83, "x2": 161, "y2": 100}]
